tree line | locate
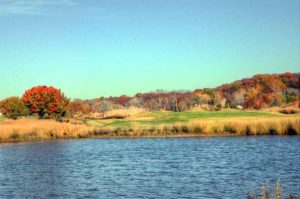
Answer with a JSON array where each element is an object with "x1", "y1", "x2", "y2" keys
[
  {"x1": 0, "y1": 73, "x2": 299, "y2": 119},
  {"x1": 69, "y1": 72, "x2": 299, "y2": 116}
]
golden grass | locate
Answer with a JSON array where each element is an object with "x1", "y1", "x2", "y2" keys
[
  {"x1": 0, "y1": 118, "x2": 90, "y2": 141},
  {"x1": 0, "y1": 114, "x2": 299, "y2": 142},
  {"x1": 81, "y1": 107, "x2": 146, "y2": 119},
  {"x1": 103, "y1": 107, "x2": 146, "y2": 119},
  {"x1": 189, "y1": 118, "x2": 300, "y2": 135},
  {"x1": 92, "y1": 117, "x2": 300, "y2": 137}
]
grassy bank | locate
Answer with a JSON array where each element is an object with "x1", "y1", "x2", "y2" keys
[
  {"x1": 90, "y1": 117, "x2": 300, "y2": 137},
  {"x1": 0, "y1": 118, "x2": 90, "y2": 142},
  {"x1": 0, "y1": 110, "x2": 299, "y2": 142}
]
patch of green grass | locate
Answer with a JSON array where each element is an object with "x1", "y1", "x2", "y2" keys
[{"x1": 86, "y1": 110, "x2": 296, "y2": 129}]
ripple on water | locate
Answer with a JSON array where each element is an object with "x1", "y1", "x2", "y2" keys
[{"x1": 0, "y1": 137, "x2": 299, "y2": 198}]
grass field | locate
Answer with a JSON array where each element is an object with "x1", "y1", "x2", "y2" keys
[{"x1": 85, "y1": 110, "x2": 296, "y2": 128}]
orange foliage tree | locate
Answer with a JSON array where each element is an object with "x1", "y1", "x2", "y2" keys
[
  {"x1": 22, "y1": 86, "x2": 69, "y2": 118},
  {"x1": 68, "y1": 101, "x2": 91, "y2": 116},
  {"x1": 243, "y1": 75, "x2": 286, "y2": 109}
]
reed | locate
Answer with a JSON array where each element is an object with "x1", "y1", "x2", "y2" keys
[
  {"x1": 92, "y1": 118, "x2": 300, "y2": 137},
  {"x1": 0, "y1": 117, "x2": 299, "y2": 141},
  {"x1": 103, "y1": 107, "x2": 146, "y2": 119},
  {"x1": 247, "y1": 180, "x2": 299, "y2": 199},
  {"x1": 0, "y1": 118, "x2": 90, "y2": 141}
]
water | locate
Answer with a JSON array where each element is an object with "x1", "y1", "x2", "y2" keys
[{"x1": 0, "y1": 137, "x2": 299, "y2": 198}]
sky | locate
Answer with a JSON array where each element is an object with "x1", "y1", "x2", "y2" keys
[{"x1": 0, "y1": 0, "x2": 299, "y2": 100}]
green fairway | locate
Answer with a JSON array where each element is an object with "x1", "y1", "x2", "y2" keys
[{"x1": 85, "y1": 110, "x2": 299, "y2": 129}]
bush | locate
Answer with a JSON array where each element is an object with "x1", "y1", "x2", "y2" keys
[
  {"x1": 279, "y1": 108, "x2": 299, "y2": 114},
  {"x1": 22, "y1": 86, "x2": 69, "y2": 119},
  {"x1": 193, "y1": 126, "x2": 204, "y2": 134},
  {"x1": 0, "y1": 97, "x2": 30, "y2": 119},
  {"x1": 223, "y1": 124, "x2": 237, "y2": 134},
  {"x1": 10, "y1": 131, "x2": 20, "y2": 139}
]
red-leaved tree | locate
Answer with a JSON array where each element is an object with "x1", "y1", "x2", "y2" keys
[{"x1": 22, "y1": 86, "x2": 69, "y2": 118}]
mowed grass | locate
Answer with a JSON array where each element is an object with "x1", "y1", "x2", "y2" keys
[{"x1": 85, "y1": 110, "x2": 298, "y2": 129}]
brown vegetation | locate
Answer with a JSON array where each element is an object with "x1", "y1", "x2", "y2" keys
[
  {"x1": 247, "y1": 180, "x2": 299, "y2": 199},
  {"x1": 90, "y1": 118, "x2": 300, "y2": 137},
  {"x1": 0, "y1": 119, "x2": 90, "y2": 141},
  {"x1": 0, "y1": 116, "x2": 299, "y2": 142},
  {"x1": 81, "y1": 107, "x2": 146, "y2": 119},
  {"x1": 67, "y1": 73, "x2": 299, "y2": 116}
]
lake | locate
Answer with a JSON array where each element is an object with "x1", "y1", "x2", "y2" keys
[{"x1": 0, "y1": 137, "x2": 299, "y2": 198}]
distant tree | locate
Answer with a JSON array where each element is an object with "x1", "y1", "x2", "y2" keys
[
  {"x1": 256, "y1": 74, "x2": 285, "y2": 93},
  {"x1": 233, "y1": 91, "x2": 245, "y2": 107},
  {"x1": 203, "y1": 88, "x2": 215, "y2": 97},
  {"x1": 98, "y1": 100, "x2": 113, "y2": 116},
  {"x1": 211, "y1": 92, "x2": 223, "y2": 111},
  {"x1": 177, "y1": 93, "x2": 200, "y2": 112},
  {"x1": 198, "y1": 93, "x2": 212, "y2": 105},
  {"x1": 118, "y1": 95, "x2": 130, "y2": 107},
  {"x1": 230, "y1": 84, "x2": 241, "y2": 93},
  {"x1": 127, "y1": 97, "x2": 144, "y2": 108},
  {"x1": 244, "y1": 87, "x2": 261, "y2": 109},
  {"x1": 68, "y1": 101, "x2": 91, "y2": 116},
  {"x1": 0, "y1": 97, "x2": 29, "y2": 119},
  {"x1": 22, "y1": 86, "x2": 69, "y2": 119}
]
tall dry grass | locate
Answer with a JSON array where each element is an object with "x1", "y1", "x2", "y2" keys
[
  {"x1": 82, "y1": 107, "x2": 146, "y2": 119},
  {"x1": 189, "y1": 118, "x2": 300, "y2": 135},
  {"x1": 103, "y1": 107, "x2": 146, "y2": 119},
  {"x1": 1, "y1": 117, "x2": 299, "y2": 141},
  {"x1": 92, "y1": 118, "x2": 300, "y2": 137},
  {"x1": 247, "y1": 180, "x2": 299, "y2": 199},
  {"x1": 0, "y1": 119, "x2": 90, "y2": 141}
]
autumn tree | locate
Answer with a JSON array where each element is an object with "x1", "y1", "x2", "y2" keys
[
  {"x1": 22, "y1": 86, "x2": 69, "y2": 118},
  {"x1": 118, "y1": 95, "x2": 130, "y2": 107},
  {"x1": 127, "y1": 97, "x2": 144, "y2": 108},
  {"x1": 68, "y1": 101, "x2": 91, "y2": 116},
  {"x1": 0, "y1": 97, "x2": 30, "y2": 119},
  {"x1": 98, "y1": 100, "x2": 113, "y2": 116}
]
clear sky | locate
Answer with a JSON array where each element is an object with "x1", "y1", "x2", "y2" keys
[{"x1": 0, "y1": 0, "x2": 299, "y2": 100}]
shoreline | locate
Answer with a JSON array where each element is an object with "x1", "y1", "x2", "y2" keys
[
  {"x1": 1, "y1": 133, "x2": 299, "y2": 144},
  {"x1": 1, "y1": 111, "x2": 299, "y2": 144}
]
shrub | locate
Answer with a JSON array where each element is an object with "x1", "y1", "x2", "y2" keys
[
  {"x1": 0, "y1": 97, "x2": 30, "y2": 119},
  {"x1": 223, "y1": 124, "x2": 237, "y2": 134},
  {"x1": 193, "y1": 126, "x2": 204, "y2": 134},
  {"x1": 10, "y1": 131, "x2": 20, "y2": 139},
  {"x1": 22, "y1": 86, "x2": 69, "y2": 119},
  {"x1": 279, "y1": 108, "x2": 300, "y2": 114},
  {"x1": 181, "y1": 125, "x2": 189, "y2": 133}
]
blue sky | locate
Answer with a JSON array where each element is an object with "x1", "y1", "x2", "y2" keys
[{"x1": 0, "y1": 0, "x2": 299, "y2": 100}]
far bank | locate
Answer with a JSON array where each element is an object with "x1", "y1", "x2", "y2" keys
[{"x1": 1, "y1": 110, "x2": 299, "y2": 143}]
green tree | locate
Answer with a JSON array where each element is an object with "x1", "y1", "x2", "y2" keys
[{"x1": 0, "y1": 97, "x2": 30, "y2": 119}]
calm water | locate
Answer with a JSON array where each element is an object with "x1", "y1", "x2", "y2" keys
[{"x1": 0, "y1": 137, "x2": 299, "y2": 198}]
